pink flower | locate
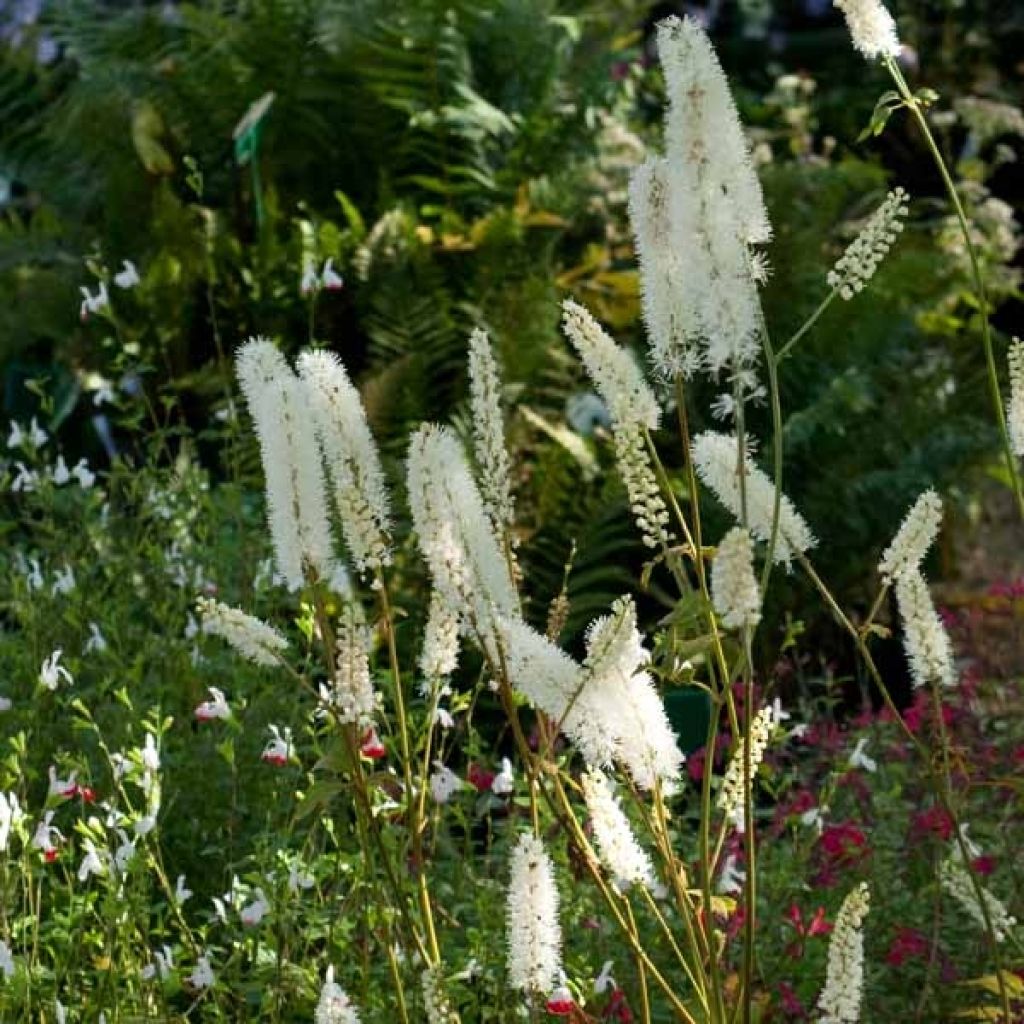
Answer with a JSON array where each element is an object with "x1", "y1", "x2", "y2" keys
[
  {"x1": 777, "y1": 981, "x2": 806, "y2": 1017},
  {"x1": 886, "y1": 927, "x2": 929, "y2": 966},
  {"x1": 466, "y1": 762, "x2": 495, "y2": 792},
  {"x1": 910, "y1": 805, "x2": 953, "y2": 843},
  {"x1": 360, "y1": 728, "x2": 386, "y2": 760}
]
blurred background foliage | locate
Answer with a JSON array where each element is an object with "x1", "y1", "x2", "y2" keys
[{"x1": 1, "y1": 0, "x2": 1022, "y2": 658}]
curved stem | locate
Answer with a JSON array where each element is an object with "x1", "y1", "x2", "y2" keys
[{"x1": 773, "y1": 292, "x2": 837, "y2": 364}]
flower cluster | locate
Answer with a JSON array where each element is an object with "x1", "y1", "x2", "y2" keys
[
  {"x1": 717, "y1": 704, "x2": 782, "y2": 832},
  {"x1": 506, "y1": 833, "x2": 562, "y2": 995},
  {"x1": 581, "y1": 770, "x2": 656, "y2": 891},
  {"x1": 325, "y1": 606, "x2": 378, "y2": 727},
  {"x1": 877, "y1": 489, "x2": 942, "y2": 583},
  {"x1": 196, "y1": 597, "x2": 289, "y2": 667},
  {"x1": 1006, "y1": 337, "x2": 1024, "y2": 457},
  {"x1": 315, "y1": 966, "x2": 361, "y2": 1023},
  {"x1": 712, "y1": 526, "x2": 762, "y2": 631},
  {"x1": 833, "y1": 0, "x2": 901, "y2": 60},
  {"x1": 817, "y1": 882, "x2": 870, "y2": 1024},
  {"x1": 940, "y1": 846, "x2": 1017, "y2": 943},
  {"x1": 894, "y1": 569, "x2": 955, "y2": 688},
  {"x1": 827, "y1": 188, "x2": 909, "y2": 300}
]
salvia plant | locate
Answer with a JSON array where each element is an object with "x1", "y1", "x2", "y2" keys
[{"x1": 1, "y1": 2, "x2": 1022, "y2": 1022}]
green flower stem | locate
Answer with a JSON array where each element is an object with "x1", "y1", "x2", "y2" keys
[{"x1": 773, "y1": 291, "x2": 837, "y2": 364}]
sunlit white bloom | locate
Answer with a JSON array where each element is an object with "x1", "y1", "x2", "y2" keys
[
  {"x1": 0, "y1": 940, "x2": 13, "y2": 979},
  {"x1": 52, "y1": 564, "x2": 76, "y2": 597},
  {"x1": 80, "y1": 282, "x2": 110, "y2": 320},
  {"x1": 712, "y1": 526, "x2": 762, "y2": 630},
  {"x1": 894, "y1": 568, "x2": 955, "y2": 687},
  {"x1": 421, "y1": 964, "x2": 458, "y2": 1024},
  {"x1": 1006, "y1": 338, "x2": 1024, "y2": 457},
  {"x1": 434, "y1": 706, "x2": 454, "y2": 730},
  {"x1": 492, "y1": 757, "x2": 514, "y2": 796},
  {"x1": 39, "y1": 649, "x2": 73, "y2": 690},
  {"x1": 235, "y1": 338, "x2": 337, "y2": 590},
  {"x1": 940, "y1": 844, "x2": 1016, "y2": 942},
  {"x1": 801, "y1": 805, "x2": 827, "y2": 833},
  {"x1": 53, "y1": 454, "x2": 71, "y2": 485},
  {"x1": 430, "y1": 761, "x2": 467, "y2": 804},
  {"x1": 32, "y1": 811, "x2": 61, "y2": 859},
  {"x1": 506, "y1": 833, "x2": 562, "y2": 995},
  {"x1": 879, "y1": 489, "x2": 942, "y2": 583},
  {"x1": 84, "y1": 622, "x2": 108, "y2": 654},
  {"x1": 817, "y1": 883, "x2": 870, "y2": 1024},
  {"x1": 300, "y1": 258, "x2": 319, "y2": 296},
  {"x1": 5, "y1": 420, "x2": 21, "y2": 449},
  {"x1": 297, "y1": 349, "x2": 392, "y2": 574},
  {"x1": 113, "y1": 260, "x2": 140, "y2": 289},
  {"x1": 847, "y1": 738, "x2": 877, "y2": 773},
  {"x1": 833, "y1": 0, "x2": 901, "y2": 60},
  {"x1": 717, "y1": 853, "x2": 746, "y2": 896},
  {"x1": 133, "y1": 814, "x2": 156, "y2": 837},
  {"x1": 175, "y1": 874, "x2": 192, "y2": 904},
  {"x1": 77, "y1": 839, "x2": 106, "y2": 882},
  {"x1": 718, "y1": 704, "x2": 778, "y2": 832},
  {"x1": 71, "y1": 458, "x2": 95, "y2": 488},
  {"x1": 321, "y1": 258, "x2": 344, "y2": 290},
  {"x1": 692, "y1": 431, "x2": 816, "y2": 566},
  {"x1": 261, "y1": 725, "x2": 293, "y2": 766},
  {"x1": 141, "y1": 945, "x2": 174, "y2": 981},
  {"x1": 22, "y1": 556, "x2": 43, "y2": 590},
  {"x1": 196, "y1": 597, "x2": 289, "y2": 667},
  {"x1": 187, "y1": 955, "x2": 215, "y2": 991},
  {"x1": 240, "y1": 888, "x2": 270, "y2": 927},
  {"x1": 11, "y1": 462, "x2": 37, "y2": 493},
  {"x1": 0, "y1": 793, "x2": 24, "y2": 852},
  {"x1": 288, "y1": 864, "x2": 315, "y2": 893},
  {"x1": 114, "y1": 829, "x2": 137, "y2": 871},
  {"x1": 142, "y1": 733, "x2": 160, "y2": 776},
  {"x1": 828, "y1": 188, "x2": 909, "y2": 300},
  {"x1": 328, "y1": 606, "x2": 377, "y2": 726},
  {"x1": 468, "y1": 327, "x2": 515, "y2": 536},
  {"x1": 194, "y1": 687, "x2": 230, "y2": 722},
  {"x1": 315, "y1": 965, "x2": 361, "y2": 1023},
  {"x1": 581, "y1": 770, "x2": 656, "y2": 890},
  {"x1": 48, "y1": 766, "x2": 78, "y2": 798},
  {"x1": 594, "y1": 961, "x2": 616, "y2": 995}
]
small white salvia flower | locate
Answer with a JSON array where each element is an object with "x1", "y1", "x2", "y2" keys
[
  {"x1": 561, "y1": 299, "x2": 659, "y2": 430},
  {"x1": 187, "y1": 955, "x2": 215, "y2": 991},
  {"x1": 51, "y1": 564, "x2": 76, "y2": 596},
  {"x1": 717, "y1": 853, "x2": 746, "y2": 896},
  {"x1": 79, "y1": 282, "x2": 109, "y2": 320},
  {"x1": 827, "y1": 188, "x2": 909, "y2": 300},
  {"x1": 315, "y1": 965, "x2": 361, "y2": 1024},
  {"x1": 71, "y1": 458, "x2": 95, "y2": 488},
  {"x1": 692, "y1": 431, "x2": 816, "y2": 566},
  {"x1": 878, "y1": 488, "x2": 942, "y2": 583},
  {"x1": 506, "y1": 833, "x2": 562, "y2": 995},
  {"x1": 55, "y1": 999, "x2": 66, "y2": 1024},
  {"x1": 594, "y1": 961, "x2": 616, "y2": 995},
  {"x1": 84, "y1": 622, "x2": 107, "y2": 654},
  {"x1": 894, "y1": 568, "x2": 955, "y2": 688},
  {"x1": 329, "y1": 606, "x2": 377, "y2": 727},
  {"x1": 581, "y1": 770, "x2": 656, "y2": 891},
  {"x1": 297, "y1": 350, "x2": 392, "y2": 574},
  {"x1": 468, "y1": 327, "x2": 515, "y2": 536},
  {"x1": 712, "y1": 527, "x2": 762, "y2": 631},
  {"x1": 718, "y1": 704, "x2": 778, "y2": 833},
  {"x1": 429, "y1": 762, "x2": 466, "y2": 804},
  {"x1": 39, "y1": 649, "x2": 73, "y2": 690},
  {"x1": 419, "y1": 588, "x2": 460, "y2": 686},
  {"x1": 1006, "y1": 338, "x2": 1024, "y2": 457},
  {"x1": 141, "y1": 945, "x2": 174, "y2": 981},
  {"x1": 833, "y1": 0, "x2": 901, "y2": 60},
  {"x1": 175, "y1": 874, "x2": 192, "y2": 904},
  {"x1": 53, "y1": 454, "x2": 70, "y2": 485},
  {"x1": 847, "y1": 738, "x2": 877, "y2": 773},
  {"x1": 240, "y1": 888, "x2": 270, "y2": 927},
  {"x1": 407, "y1": 423, "x2": 517, "y2": 646},
  {"x1": 261, "y1": 725, "x2": 293, "y2": 766},
  {"x1": 0, "y1": 697, "x2": 10, "y2": 712},
  {"x1": 940, "y1": 844, "x2": 1016, "y2": 942},
  {"x1": 235, "y1": 338, "x2": 337, "y2": 590},
  {"x1": 77, "y1": 839, "x2": 106, "y2": 882},
  {"x1": 0, "y1": 940, "x2": 13, "y2": 979},
  {"x1": 492, "y1": 757, "x2": 514, "y2": 796},
  {"x1": 421, "y1": 964, "x2": 459, "y2": 1024},
  {"x1": 321, "y1": 258, "x2": 343, "y2": 290},
  {"x1": 113, "y1": 260, "x2": 140, "y2": 289},
  {"x1": 817, "y1": 882, "x2": 870, "y2": 1024},
  {"x1": 196, "y1": 597, "x2": 289, "y2": 666},
  {"x1": 0, "y1": 792, "x2": 25, "y2": 852},
  {"x1": 194, "y1": 686, "x2": 231, "y2": 722}
]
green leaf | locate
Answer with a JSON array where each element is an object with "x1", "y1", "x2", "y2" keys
[{"x1": 858, "y1": 90, "x2": 904, "y2": 141}]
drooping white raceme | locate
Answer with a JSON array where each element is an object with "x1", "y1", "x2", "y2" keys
[
  {"x1": 506, "y1": 833, "x2": 562, "y2": 995},
  {"x1": 656, "y1": 15, "x2": 770, "y2": 376},
  {"x1": 561, "y1": 300, "x2": 660, "y2": 430},
  {"x1": 627, "y1": 158, "x2": 700, "y2": 381},
  {"x1": 468, "y1": 328, "x2": 515, "y2": 537},
  {"x1": 329, "y1": 606, "x2": 378, "y2": 727},
  {"x1": 296, "y1": 350, "x2": 392, "y2": 575},
  {"x1": 581, "y1": 770, "x2": 656, "y2": 891},
  {"x1": 717, "y1": 704, "x2": 779, "y2": 833},
  {"x1": 878, "y1": 489, "x2": 942, "y2": 583},
  {"x1": 833, "y1": 0, "x2": 901, "y2": 60},
  {"x1": 692, "y1": 431, "x2": 816, "y2": 566},
  {"x1": 827, "y1": 188, "x2": 909, "y2": 300},
  {"x1": 419, "y1": 588, "x2": 460, "y2": 689},
  {"x1": 407, "y1": 424, "x2": 517, "y2": 644},
  {"x1": 712, "y1": 527, "x2": 762, "y2": 631},
  {"x1": 940, "y1": 845, "x2": 1017, "y2": 943},
  {"x1": 817, "y1": 883, "x2": 871, "y2": 1024},
  {"x1": 611, "y1": 425, "x2": 672, "y2": 549},
  {"x1": 235, "y1": 339, "x2": 337, "y2": 590},
  {"x1": 421, "y1": 965, "x2": 459, "y2": 1024},
  {"x1": 196, "y1": 597, "x2": 288, "y2": 667},
  {"x1": 894, "y1": 568, "x2": 955, "y2": 688},
  {"x1": 1006, "y1": 338, "x2": 1024, "y2": 457}
]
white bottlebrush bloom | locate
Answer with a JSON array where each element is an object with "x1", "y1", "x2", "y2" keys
[
  {"x1": 39, "y1": 649, "x2": 73, "y2": 690},
  {"x1": 833, "y1": 0, "x2": 901, "y2": 60},
  {"x1": 878, "y1": 489, "x2": 942, "y2": 583},
  {"x1": 429, "y1": 761, "x2": 466, "y2": 804},
  {"x1": 561, "y1": 299, "x2": 659, "y2": 430},
  {"x1": 235, "y1": 338, "x2": 337, "y2": 590},
  {"x1": 506, "y1": 833, "x2": 562, "y2": 994},
  {"x1": 468, "y1": 327, "x2": 515, "y2": 536},
  {"x1": 315, "y1": 966, "x2": 361, "y2": 1023},
  {"x1": 692, "y1": 431, "x2": 816, "y2": 566},
  {"x1": 421, "y1": 964, "x2": 459, "y2": 1024},
  {"x1": 628, "y1": 157, "x2": 700, "y2": 381},
  {"x1": 817, "y1": 883, "x2": 871, "y2": 1024},
  {"x1": 894, "y1": 568, "x2": 955, "y2": 688},
  {"x1": 611, "y1": 424, "x2": 672, "y2": 549},
  {"x1": 329, "y1": 606, "x2": 377, "y2": 727},
  {"x1": 194, "y1": 686, "x2": 231, "y2": 722},
  {"x1": 827, "y1": 188, "x2": 909, "y2": 300},
  {"x1": 407, "y1": 423, "x2": 517, "y2": 644},
  {"x1": 419, "y1": 588, "x2": 460, "y2": 686},
  {"x1": 717, "y1": 704, "x2": 778, "y2": 833},
  {"x1": 187, "y1": 955, "x2": 215, "y2": 991},
  {"x1": 940, "y1": 845, "x2": 1017, "y2": 943},
  {"x1": 0, "y1": 792, "x2": 24, "y2": 852},
  {"x1": 297, "y1": 350, "x2": 392, "y2": 574},
  {"x1": 1006, "y1": 337, "x2": 1024, "y2": 457},
  {"x1": 581, "y1": 770, "x2": 656, "y2": 890},
  {"x1": 113, "y1": 260, "x2": 140, "y2": 289},
  {"x1": 712, "y1": 526, "x2": 762, "y2": 631},
  {"x1": 196, "y1": 597, "x2": 289, "y2": 667}
]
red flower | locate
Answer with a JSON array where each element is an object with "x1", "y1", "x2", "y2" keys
[
  {"x1": 605, "y1": 988, "x2": 634, "y2": 1022},
  {"x1": 466, "y1": 762, "x2": 495, "y2": 792},
  {"x1": 546, "y1": 986, "x2": 574, "y2": 1015},
  {"x1": 886, "y1": 927, "x2": 929, "y2": 967},
  {"x1": 910, "y1": 805, "x2": 953, "y2": 843},
  {"x1": 815, "y1": 822, "x2": 870, "y2": 886},
  {"x1": 360, "y1": 728, "x2": 386, "y2": 760},
  {"x1": 777, "y1": 981, "x2": 806, "y2": 1018},
  {"x1": 44, "y1": 849, "x2": 58, "y2": 863},
  {"x1": 77, "y1": 786, "x2": 96, "y2": 803},
  {"x1": 971, "y1": 855, "x2": 997, "y2": 877}
]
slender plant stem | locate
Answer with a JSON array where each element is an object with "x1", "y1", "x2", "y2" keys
[{"x1": 773, "y1": 292, "x2": 837, "y2": 364}]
